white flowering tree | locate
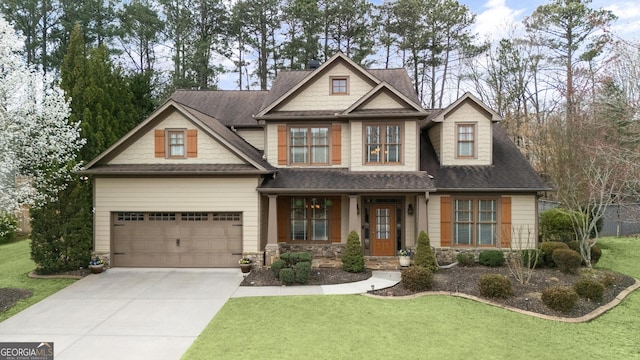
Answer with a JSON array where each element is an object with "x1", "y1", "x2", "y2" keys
[{"x1": 0, "y1": 17, "x2": 85, "y2": 213}]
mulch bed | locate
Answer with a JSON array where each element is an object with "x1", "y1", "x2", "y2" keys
[
  {"x1": 241, "y1": 265, "x2": 637, "y2": 319},
  {"x1": 0, "y1": 288, "x2": 33, "y2": 312}
]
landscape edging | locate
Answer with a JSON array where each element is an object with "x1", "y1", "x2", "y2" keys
[{"x1": 362, "y1": 278, "x2": 640, "y2": 323}]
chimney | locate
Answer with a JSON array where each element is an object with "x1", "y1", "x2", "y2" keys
[{"x1": 308, "y1": 58, "x2": 320, "y2": 70}]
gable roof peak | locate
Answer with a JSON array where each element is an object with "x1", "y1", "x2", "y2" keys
[{"x1": 431, "y1": 92, "x2": 502, "y2": 123}]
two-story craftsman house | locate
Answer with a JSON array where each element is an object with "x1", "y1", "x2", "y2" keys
[{"x1": 82, "y1": 52, "x2": 549, "y2": 267}]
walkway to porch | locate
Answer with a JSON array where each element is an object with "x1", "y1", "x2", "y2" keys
[{"x1": 312, "y1": 256, "x2": 404, "y2": 271}]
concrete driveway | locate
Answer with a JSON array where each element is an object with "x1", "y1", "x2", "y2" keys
[{"x1": 0, "y1": 268, "x2": 243, "y2": 360}]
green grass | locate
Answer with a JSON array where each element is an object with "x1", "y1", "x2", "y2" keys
[
  {"x1": 182, "y1": 237, "x2": 640, "y2": 360},
  {"x1": 0, "y1": 240, "x2": 76, "y2": 322}
]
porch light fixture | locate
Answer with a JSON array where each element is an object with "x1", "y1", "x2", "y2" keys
[{"x1": 407, "y1": 203, "x2": 414, "y2": 216}]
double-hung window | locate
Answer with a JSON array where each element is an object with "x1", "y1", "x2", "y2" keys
[
  {"x1": 457, "y1": 124, "x2": 475, "y2": 158},
  {"x1": 291, "y1": 197, "x2": 329, "y2": 242},
  {"x1": 168, "y1": 130, "x2": 186, "y2": 158},
  {"x1": 290, "y1": 126, "x2": 329, "y2": 165},
  {"x1": 365, "y1": 124, "x2": 402, "y2": 164},
  {"x1": 454, "y1": 198, "x2": 497, "y2": 246}
]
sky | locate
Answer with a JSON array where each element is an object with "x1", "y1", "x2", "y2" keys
[
  {"x1": 214, "y1": 0, "x2": 640, "y2": 90},
  {"x1": 467, "y1": 0, "x2": 640, "y2": 42}
]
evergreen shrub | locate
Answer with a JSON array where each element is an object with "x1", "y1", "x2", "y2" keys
[
  {"x1": 539, "y1": 241, "x2": 569, "y2": 267},
  {"x1": 552, "y1": 249, "x2": 582, "y2": 274},
  {"x1": 478, "y1": 250, "x2": 505, "y2": 267},
  {"x1": 342, "y1": 231, "x2": 365, "y2": 273},
  {"x1": 456, "y1": 253, "x2": 475, "y2": 267},
  {"x1": 401, "y1": 266, "x2": 433, "y2": 291},
  {"x1": 542, "y1": 286, "x2": 578, "y2": 313},
  {"x1": 574, "y1": 278, "x2": 604, "y2": 301},
  {"x1": 414, "y1": 231, "x2": 437, "y2": 272},
  {"x1": 478, "y1": 274, "x2": 512, "y2": 299}
]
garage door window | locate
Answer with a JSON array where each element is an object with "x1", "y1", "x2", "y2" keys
[
  {"x1": 117, "y1": 212, "x2": 144, "y2": 221},
  {"x1": 213, "y1": 212, "x2": 241, "y2": 221},
  {"x1": 149, "y1": 212, "x2": 176, "y2": 221},
  {"x1": 182, "y1": 212, "x2": 208, "y2": 221}
]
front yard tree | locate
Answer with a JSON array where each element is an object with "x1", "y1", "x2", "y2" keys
[
  {"x1": 524, "y1": 0, "x2": 616, "y2": 121},
  {"x1": 0, "y1": 17, "x2": 84, "y2": 213}
]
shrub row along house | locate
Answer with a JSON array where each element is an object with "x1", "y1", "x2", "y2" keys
[{"x1": 82, "y1": 52, "x2": 549, "y2": 268}]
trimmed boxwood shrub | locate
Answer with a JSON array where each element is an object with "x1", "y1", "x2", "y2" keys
[
  {"x1": 552, "y1": 249, "x2": 583, "y2": 274},
  {"x1": 478, "y1": 250, "x2": 505, "y2": 267},
  {"x1": 279, "y1": 268, "x2": 295, "y2": 285},
  {"x1": 270, "y1": 259, "x2": 286, "y2": 278},
  {"x1": 294, "y1": 261, "x2": 312, "y2": 284},
  {"x1": 342, "y1": 231, "x2": 365, "y2": 273},
  {"x1": 401, "y1": 266, "x2": 433, "y2": 291},
  {"x1": 539, "y1": 241, "x2": 569, "y2": 267},
  {"x1": 574, "y1": 277, "x2": 604, "y2": 301},
  {"x1": 542, "y1": 286, "x2": 578, "y2": 313},
  {"x1": 478, "y1": 274, "x2": 512, "y2": 299},
  {"x1": 414, "y1": 231, "x2": 437, "y2": 272},
  {"x1": 456, "y1": 253, "x2": 475, "y2": 267}
]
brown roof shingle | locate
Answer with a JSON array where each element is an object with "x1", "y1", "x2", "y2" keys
[{"x1": 259, "y1": 168, "x2": 435, "y2": 193}]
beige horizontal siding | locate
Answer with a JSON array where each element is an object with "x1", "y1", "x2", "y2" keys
[
  {"x1": 350, "y1": 120, "x2": 419, "y2": 172},
  {"x1": 440, "y1": 102, "x2": 492, "y2": 166},
  {"x1": 280, "y1": 63, "x2": 373, "y2": 111},
  {"x1": 509, "y1": 194, "x2": 538, "y2": 249},
  {"x1": 111, "y1": 112, "x2": 244, "y2": 164},
  {"x1": 94, "y1": 177, "x2": 261, "y2": 254},
  {"x1": 427, "y1": 194, "x2": 442, "y2": 247},
  {"x1": 360, "y1": 91, "x2": 407, "y2": 110},
  {"x1": 237, "y1": 129, "x2": 265, "y2": 151}
]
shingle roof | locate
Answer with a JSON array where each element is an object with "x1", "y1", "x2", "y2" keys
[
  {"x1": 82, "y1": 163, "x2": 268, "y2": 175},
  {"x1": 171, "y1": 90, "x2": 267, "y2": 127},
  {"x1": 179, "y1": 106, "x2": 274, "y2": 171},
  {"x1": 258, "y1": 168, "x2": 435, "y2": 193},
  {"x1": 421, "y1": 124, "x2": 550, "y2": 191},
  {"x1": 259, "y1": 68, "x2": 420, "y2": 112}
]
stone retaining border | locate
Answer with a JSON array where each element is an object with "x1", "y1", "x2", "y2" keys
[{"x1": 363, "y1": 278, "x2": 640, "y2": 323}]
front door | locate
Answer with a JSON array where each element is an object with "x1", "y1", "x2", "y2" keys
[{"x1": 371, "y1": 205, "x2": 396, "y2": 256}]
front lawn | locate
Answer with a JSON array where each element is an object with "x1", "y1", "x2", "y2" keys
[
  {"x1": 182, "y1": 237, "x2": 640, "y2": 360},
  {"x1": 0, "y1": 240, "x2": 76, "y2": 322}
]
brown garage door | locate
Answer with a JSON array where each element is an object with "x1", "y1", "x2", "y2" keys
[{"x1": 111, "y1": 212, "x2": 242, "y2": 267}]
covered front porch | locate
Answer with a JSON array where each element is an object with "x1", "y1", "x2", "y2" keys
[{"x1": 258, "y1": 168, "x2": 434, "y2": 265}]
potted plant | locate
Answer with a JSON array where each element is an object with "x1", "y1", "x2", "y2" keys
[
  {"x1": 239, "y1": 257, "x2": 253, "y2": 273},
  {"x1": 89, "y1": 257, "x2": 105, "y2": 274},
  {"x1": 398, "y1": 249, "x2": 412, "y2": 267}
]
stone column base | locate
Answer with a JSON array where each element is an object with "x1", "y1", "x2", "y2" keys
[{"x1": 264, "y1": 244, "x2": 280, "y2": 266}]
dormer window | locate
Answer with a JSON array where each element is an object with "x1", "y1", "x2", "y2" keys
[
  {"x1": 457, "y1": 123, "x2": 476, "y2": 158},
  {"x1": 168, "y1": 130, "x2": 186, "y2": 158},
  {"x1": 331, "y1": 77, "x2": 348, "y2": 95}
]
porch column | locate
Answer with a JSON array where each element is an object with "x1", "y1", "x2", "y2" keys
[
  {"x1": 417, "y1": 193, "x2": 428, "y2": 235},
  {"x1": 348, "y1": 195, "x2": 360, "y2": 236},
  {"x1": 265, "y1": 194, "x2": 280, "y2": 265}
]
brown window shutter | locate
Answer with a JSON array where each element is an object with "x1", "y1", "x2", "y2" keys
[
  {"x1": 154, "y1": 130, "x2": 165, "y2": 157},
  {"x1": 278, "y1": 125, "x2": 287, "y2": 165},
  {"x1": 501, "y1": 197, "x2": 512, "y2": 248},
  {"x1": 187, "y1": 129, "x2": 197, "y2": 157},
  {"x1": 330, "y1": 197, "x2": 342, "y2": 243},
  {"x1": 332, "y1": 124, "x2": 341, "y2": 165},
  {"x1": 440, "y1": 196, "x2": 451, "y2": 247},
  {"x1": 277, "y1": 196, "x2": 289, "y2": 243}
]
